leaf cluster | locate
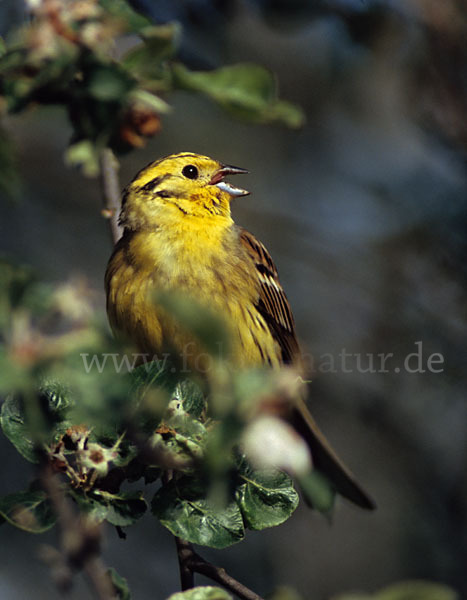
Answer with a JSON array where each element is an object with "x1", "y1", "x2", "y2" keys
[
  {"x1": 0, "y1": 258, "x2": 300, "y2": 600},
  {"x1": 0, "y1": 0, "x2": 304, "y2": 177},
  {"x1": 0, "y1": 364, "x2": 299, "y2": 548}
]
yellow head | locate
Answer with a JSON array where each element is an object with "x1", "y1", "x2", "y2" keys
[{"x1": 119, "y1": 152, "x2": 249, "y2": 231}]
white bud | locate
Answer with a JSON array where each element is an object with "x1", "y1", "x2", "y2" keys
[{"x1": 242, "y1": 416, "x2": 312, "y2": 476}]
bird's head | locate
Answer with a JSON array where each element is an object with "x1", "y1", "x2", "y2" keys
[{"x1": 120, "y1": 152, "x2": 249, "y2": 230}]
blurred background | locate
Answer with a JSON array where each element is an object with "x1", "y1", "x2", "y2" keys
[{"x1": 1, "y1": 0, "x2": 466, "y2": 598}]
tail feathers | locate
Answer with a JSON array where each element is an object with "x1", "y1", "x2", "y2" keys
[{"x1": 292, "y1": 398, "x2": 376, "y2": 510}]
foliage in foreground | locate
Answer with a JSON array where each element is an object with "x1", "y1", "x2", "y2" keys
[{"x1": 0, "y1": 261, "x2": 306, "y2": 595}]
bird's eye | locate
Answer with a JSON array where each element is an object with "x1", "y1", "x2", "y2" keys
[{"x1": 182, "y1": 164, "x2": 199, "y2": 179}]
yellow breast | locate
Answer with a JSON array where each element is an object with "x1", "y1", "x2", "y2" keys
[{"x1": 105, "y1": 222, "x2": 282, "y2": 370}]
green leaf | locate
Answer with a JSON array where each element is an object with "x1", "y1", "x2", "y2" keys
[
  {"x1": 38, "y1": 380, "x2": 75, "y2": 442},
  {"x1": 99, "y1": 0, "x2": 153, "y2": 33},
  {"x1": 269, "y1": 587, "x2": 303, "y2": 600},
  {"x1": 0, "y1": 47, "x2": 27, "y2": 76},
  {"x1": 1, "y1": 381, "x2": 77, "y2": 464},
  {"x1": 172, "y1": 63, "x2": 305, "y2": 128},
  {"x1": 150, "y1": 387, "x2": 208, "y2": 464},
  {"x1": 151, "y1": 427, "x2": 206, "y2": 464},
  {"x1": 236, "y1": 465, "x2": 299, "y2": 530},
  {"x1": 39, "y1": 379, "x2": 75, "y2": 417},
  {"x1": 0, "y1": 491, "x2": 56, "y2": 533},
  {"x1": 130, "y1": 359, "x2": 175, "y2": 392},
  {"x1": 333, "y1": 580, "x2": 459, "y2": 600},
  {"x1": 167, "y1": 587, "x2": 233, "y2": 600},
  {"x1": 108, "y1": 568, "x2": 131, "y2": 600},
  {"x1": 130, "y1": 89, "x2": 171, "y2": 114},
  {"x1": 297, "y1": 471, "x2": 335, "y2": 514},
  {"x1": 73, "y1": 490, "x2": 147, "y2": 527},
  {"x1": 1, "y1": 394, "x2": 38, "y2": 463},
  {"x1": 127, "y1": 360, "x2": 175, "y2": 432},
  {"x1": 148, "y1": 378, "x2": 206, "y2": 466},
  {"x1": 0, "y1": 258, "x2": 36, "y2": 310},
  {"x1": 64, "y1": 140, "x2": 100, "y2": 177},
  {"x1": 265, "y1": 99, "x2": 306, "y2": 129},
  {"x1": 111, "y1": 440, "x2": 139, "y2": 468},
  {"x1": 376, "y1": 581, "x2": 459, "y2": 600},
  {"x1": 86, "y1": 64, "x2": 135, "y2": 102},
  {"x1": 173, "y1": 379, "x2": 206, "y2": 419},
  {"x1": 1, "y1": 46, "x2": 78, "y2": 112},
  {"x1": 152, "y1": 477, "x2": 244, "y2": 549},
  {"x1": 92, "y1": 490, "x2": 147, "y2": 527},
  {"x1": 121, "y1": 24, "x2": 181, "y2": 79}
]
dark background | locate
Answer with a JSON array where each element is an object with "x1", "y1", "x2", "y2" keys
[{"x1": 1, "y1": 1, "x2": 466, "y2": 598}]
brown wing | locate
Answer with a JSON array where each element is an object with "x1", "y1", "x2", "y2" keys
[{"x1": 239, "y1": 227, "x2": 301, "y2": 366}]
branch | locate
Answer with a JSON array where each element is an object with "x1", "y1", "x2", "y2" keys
[
  {"x1": 40, "y1": 463, "x2": 116, "y2": 600},
  {"x1": 175, "y1": 537, "x2": 195, "y2": 591},
  {"x1": 163, "y1": 466, "x2": 263, "y2": 600},
  {"x1": 190, "y1": 552, "x2": 264, "y2": 600},
  {"x1": 99, "y1": 147, "x2": 123, "y2": 245},
  {"x1": 176, "y1": 538, "x2": 265, "y2": 600}
]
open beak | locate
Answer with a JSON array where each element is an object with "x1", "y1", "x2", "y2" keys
[{"x1": 208, "y1": 165, "x2": 250, "y2": 197}]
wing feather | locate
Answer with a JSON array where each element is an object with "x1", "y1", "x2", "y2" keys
[{"x1": 239, "y1": 228, "x2": 301, "y2": 366}]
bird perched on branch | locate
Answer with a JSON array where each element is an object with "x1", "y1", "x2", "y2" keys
[{"x1": 105, "y1": 152, "x2": 375, "y2": 510}]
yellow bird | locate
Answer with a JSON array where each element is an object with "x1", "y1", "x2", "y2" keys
[{"x1": 105, "y1": 152, "x2": 375, "y2": 510}]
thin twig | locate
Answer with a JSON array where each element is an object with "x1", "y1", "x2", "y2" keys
[
  {"x1": 189, "y1": 551, "x2": 264, "y2": 600},
  {"x1": 175, "y1": 537, "x2": 195, "y2": 591},
  {"x1": 40, "y1": 464, "x2": 115, "y2": 600},
  {"x1": 161, "y1": 471, "x2": 196, "y2": 591},
  {"x1": 175, "y1": 538, "x2": 265, "y2": 600},
  {"x1": 99, "y1": 147, "x2": 123, "y2": 245}
]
